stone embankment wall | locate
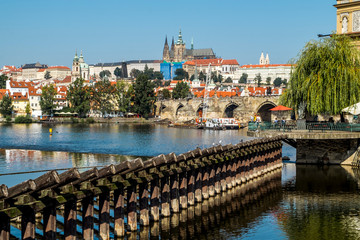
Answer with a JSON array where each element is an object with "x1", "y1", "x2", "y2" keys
[{"x1": 0, "y1": 136, "x2": 284, "y2": 239}]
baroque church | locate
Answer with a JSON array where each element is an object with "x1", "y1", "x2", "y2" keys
[
  {"x1": 162, "y1": 29, "x2": 216, "y2": 62},
  {"x1": 71, "y1": 50, "x2": 90, "y2": 81}
]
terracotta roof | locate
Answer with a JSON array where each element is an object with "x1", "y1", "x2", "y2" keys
[
  {"x1": 48, "y1": 66, "x2": 70, "y2": 70},
  {"x1": 37, "y1": 69, "x2": 46, "y2": 72},
  {"x1": 0, "y1": 89, "x2": 10, "y2": 100},
  {"x1": 11, "y1": 92, "x2": 28, "y2": 100},
  {"x1": 221, "y1": 59, "x2": 239, "y2": 65},
  {"x1": 183, "y1": 58, "x2": 223, "y2": 66},
  {"x1": 28, "y1": 87, "x2": 42, "y2": 96},
  {"x1": 9, "y1": 81, "x2": 35, "y2": 88},
  {"x1": 240, "y1": 64, "x2": 294, "y2": 69}
]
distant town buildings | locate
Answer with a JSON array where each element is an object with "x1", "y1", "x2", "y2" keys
[
  {"x1": 335, "y1": 0, "x2": 360, "y2": 49},
  {"x1": 71, "y1": 51, "x2": 90, "y2": 82}
]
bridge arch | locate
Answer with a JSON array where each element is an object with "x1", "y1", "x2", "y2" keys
[
  {"x1": 256, "y1": 101, "x2": 277, "y2": 122},
  {"x1": 175, "y1": 103, "x2": 185, "y2": 118},
  {"x1": 223, "y1": 102, "x2": 240, "y2": 118}
]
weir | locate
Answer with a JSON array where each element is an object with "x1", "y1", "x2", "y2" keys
[{"x1": 0, "y1": 136, "x2": 284, "y2": 240}]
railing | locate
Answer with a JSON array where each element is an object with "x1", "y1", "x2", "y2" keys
[
  {"x1": 0, "y1": 136, "x2": 285, "y2": 240},
  {"x1": 248, "y1": 121, "x2": 360, "y2": 132}
]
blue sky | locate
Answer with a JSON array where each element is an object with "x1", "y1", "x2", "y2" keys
[{"x1": 0, "y1": 0, "x2": 334, "y2": 68}]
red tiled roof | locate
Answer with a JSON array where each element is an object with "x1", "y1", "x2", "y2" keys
[
  {"x1": 28, "y1": 87, "x2": 42, "y2": 96},
  {"x1": 0, "y1": 89, "x2": 10, "y2": 100},
  {"x1": 9, "y1": 81, "x2": 35, "y2": 88},
  {"x1": 221, "y1": 59, "x2": 239, "y2": 65},
  {"x1": 11, "y1": 92, "x2": 28, "y2": 100},
  {"x1": 48, "y1": 66, "x2": 70, "y2": 70},
  {"x1": 37, "y1": 69, "x2": 46, "y2": 72}
]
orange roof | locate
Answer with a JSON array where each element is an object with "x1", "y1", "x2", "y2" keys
[
  {"x1": 28, "y1": 87, "x2": 42, "y2": 96},
  {"x1": 0, "y1": 89, "x2": 10, "y2": 100},
  {"x1": 240, "y1": 64, "x2": 294, "y2": 69},
  {"x1": 183, "y1": 58, "x2": 223, "y2": 66},
  {"x1": 11, "y1": 92, "x2": 28, "y2": 101},
  {"x1": 221, "y1": 59, "x2": 239, "y2": 65},
  {"x1": 9, "y1": 81, "x2": 35, "y2": 88},
  {"x1": 37, "y1": 69, "x2": 46, "y2": 72},
  {"x1": 48, "y1": 66, "x2": 70, "y2": 70}
]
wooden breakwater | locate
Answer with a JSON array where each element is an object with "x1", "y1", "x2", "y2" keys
[{"x1": 0, "y1": 136, "x2": 285, "y2": 240}]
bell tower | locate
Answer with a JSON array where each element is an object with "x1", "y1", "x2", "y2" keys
[
  {"x1": 163, "y1": 36, "x2": 170, "y2": 62},
  {"x1": 71, "y1": 50, "x2": 80, "y2": 82}
]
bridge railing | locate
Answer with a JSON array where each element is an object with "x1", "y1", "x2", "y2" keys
[
  {"x1": 248, "y1": 121, "x2": 360, "y2": 132},
  {"x1": 0, "y1": 136, "x2": 285, "y2": 240}
]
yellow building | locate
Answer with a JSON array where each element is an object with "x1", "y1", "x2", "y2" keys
[
  {"x1": 11, "y1": 92, "x2": 30, "y2": 116},
  {"x1": 335, "y1": 0, "x2": 360, "y2": 48}
]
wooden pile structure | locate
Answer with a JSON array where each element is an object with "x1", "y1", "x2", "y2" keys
[{"x1": 0, "y1": 136, "x2": 285, "y2": 240}]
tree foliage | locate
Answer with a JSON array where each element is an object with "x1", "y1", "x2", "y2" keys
[
  {"x1": 281, "y1": 35, "x2": 360, "y2": 115},
  {"x1": 99, "y1": 70, "x2": 112, "y2": 79},
  {"x1": 115, "y1": 81, "x2": 133, "y2": 113},
  {"x1": 158, "y1": 89, "x2": 171, "y2": 100},
  {"x1": 0, "y1": 75, "x2": 8, "y2": 89},
  {"x1": 25, "y1": 103, "x2": 31, "y2": 116},
  {"x1": 91, "y1": 79, "x2": 116, "y2": 116},
  {"x1": 274, "y1": 77, "x2": 283, "y2": 87},
  {"x1": 133, "y1": 74, "x2": 156, "y2": 118},
  {"x1": 239, "y1": 73, "x2": 248, "y2": 84},
  {"x1": 114, "y1": 67, "x2": 123, "y2": 79},
  {"x1": 67, "y1": 78, "x2": 91, "y2": 118},
  {"x1": 212, "y1": 72, "x2": 223, "y2": 83},
  {"x1": 224, "y1": 77, "x2": 233, "y2": 83},
  {"x1": 40, "y1": 84, "x2": 57, "y2": 115},
  {"x1": 266, "y1": 77, "x2": 271, "y2": 85},
  {"x1": 173, "y1": 68, "x2": 189, "y2": 80},
  {"x1": 172, "y1": 81, "x2": 190, "y2": 99},
  {"x1": 130, "y1": 69, "x2": 142, "y2": 79},
  {"x1": 0, "y1": 94, "x2": 13, "y2": 117},
  {"x1": 255, "y1": 74, "x2": 262, "y2": 87}
]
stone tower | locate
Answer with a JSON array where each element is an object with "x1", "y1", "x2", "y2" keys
[
  {"x1": 171, "y1": 37, "x2": 175, "y2": 53},
  {"x1": 173, "y1": 29, "x2": 186, "y2": 62},
  {"x1": 162, "y1": 36, "x2": 170, "y2": 62},
  {"x1": 71, "y1": 50, "x2": 80, "y2": 82},
  {"x1": 259, "y1": 52, "x2": 265, "y2": 65},
  {"x1": 265, "y1": 53, "x2": 270, "y2": 64}
]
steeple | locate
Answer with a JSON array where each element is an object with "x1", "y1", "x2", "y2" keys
[
  {"x1": 171, "y1": 37, "x2": 175, "y2": 52},
  {"x1": 164, "y1": 35, "x2": 168, "y2": 46},
  {"x1": 73, "y1": 49, "x2": 79, "y2": 62},
  {"x1": 177, "y1": 28, "x2": 184, "y2": 44},
  {"x1": 194, "y1": 64, "x2": 198, "y2": 80},
  {"x1": 79, "y1": 50, "x2": 84, "y2": 63},
  {"x1": 259, "y1": 52, "x2": 265, "y2": 65},
  {"x1": 162, "y1": 36, "x2": 170, "y2": 61},
  {"x1": 265, "y1": 53, "x2": 270, "y2": 64},
  {"x1": 191, "y1": 37, "x2": 194, "y2": 50}
]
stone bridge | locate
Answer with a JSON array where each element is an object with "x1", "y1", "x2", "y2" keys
[{"x1": 155, "y1": 96, "x2": 280, "y2": 123}]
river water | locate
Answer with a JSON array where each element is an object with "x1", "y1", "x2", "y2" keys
[{"x1": 0, "y1": 123, "x2": 359, "y2": 239}]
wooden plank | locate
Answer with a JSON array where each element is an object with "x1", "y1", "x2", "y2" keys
[
  {"x1": 150, "y1": 178, "x2": 160, "y2": 221},
  {"x1": 170, "y1": 173, "x2": 179, "y2": 213},
  {"x1": 64, "y1": 201, "x2": 77, "y2": 240},
  {"x1": 127, "y1": 181, "x2": 137, "y2": 231},
  {"x1": 0, "y1": 185, "x2": 8, "y2": 199},
  {"x1": 179, "y1": 171, "x2": 187, "y2": 209},
  {"x1": 139, "y1": 182, "x2": 149, "y2": 226},
  {"x1": 160, "y1": 176, "x2": 170, "y2": 217},
  {"x1": 187, "y1": 169, "x2": 195, "y2": 206},
  {"x1": 0, "y1": 213, "x2": 10, "y2": 240},
  {"x1": 7, "y1": 180, "x2": 36, "y2": 199}
]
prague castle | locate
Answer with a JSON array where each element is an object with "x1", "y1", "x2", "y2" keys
[
  {"x1": 335, "y1": 0, "x2": 360, "y2": 48},
  {"x1": 162, "y1": 29, "x2": 216, "y2": 62}
]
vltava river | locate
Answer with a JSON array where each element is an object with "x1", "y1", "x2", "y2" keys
[{"x1": 0, "y1": 123, "x2": 358, "y2": 239}]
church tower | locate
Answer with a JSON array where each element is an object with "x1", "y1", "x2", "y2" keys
[
  {"x1": 174, "y1": 29, "x2": 186, "y2": 62},
  {"x1": 162, "y1": 36, "x2": 170, "y2": 62},
  {"x1": 71, "y1": 50, "x2": 81, "y2": 82},
  {"x1": 259, "y1": 52, "x2": 265, "y2": 65},
  {"x1": 265, "y1": 53, "x2": 270, "y2": 64},
  {"x1": 171, "y1": 37, "x2": 175, "y2": 54}
]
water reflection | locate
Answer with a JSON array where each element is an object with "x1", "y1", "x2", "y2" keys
[
  {"x1": 0, "y1": 149, "x2": 147, "y2": 187},
  {"x1": 278, "y1": 165, "x2": 360, "y2": 240}
]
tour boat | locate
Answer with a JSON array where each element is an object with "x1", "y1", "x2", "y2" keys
[{"x1": 218, "y1": 118, "x2": 242, "y2": 129}]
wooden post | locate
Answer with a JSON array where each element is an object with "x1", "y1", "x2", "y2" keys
[
  {"x1": 127, "y1": 180, "x2": 137, "y2": 231},
  {"x1": 226, "y1": 160, "x2": 233, "y2": 189},
  {"x1": 0, "y1": 214, "x2": 9, "y2": 240},
  {"x1": 194, "y1": 168, "x2": 202, "y2": 203},
  {"x1": 99, "y1": 190, "x2": 110, "y2": 240},
  {"x1": 21, "y1": 207, "x2": 35, "y2": 240},
  {"x1": 64, "y1": 200, "x2": 77, "y2": 240},
  {"x1": 187, "y1": 169, "x2": 195, "y2": 205},
  {"x1": 43, "y1": 205, "x2": 57, "y2": 240},
  {"x1": 202, "y1": 166, "x2": 209, "y2": 199},
  {"x1": 161, "y1": 175, "x2": 171, "y2": 217},
  {"x1": 170, "y1": 173, "x2": 180, "y2": 213},
  {"x1": 214, "y1": 163, "x2": 222, "y2": 194},
  {"x1": 179, "y1": 171, "x2": 187, "y2": 209},
  {"x1": 82, "y1": 196, "x2": 94, "y2": 240},
  {"x1": 208, "y1": 164, "x2": 216, "y2": 197},
  {"x1": 139, "y1": 181, "x2": 150, "y2": 226},
  {"x1": 150, "y1": 178, "x2": 160, "y2": 221},
  {"x1": 114, "y1": 186, "x2": 125, "y2": 237},
  {"x1": 220, "y1": 162, "x2": 227, "y2": 192}
]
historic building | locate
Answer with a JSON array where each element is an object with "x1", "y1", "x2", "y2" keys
[
  {"x1": 335, "y1": 0, "x2": 360, "y2": 48},
  {"x1": 22, "y1": 62, "x2": 48, "y2": 81},
  {"x1": 71, "y1": 51, "x2": 90, "y2": 81},
  {"x1": 162, "y1": 29, "x2": 216, "y2": 63}
]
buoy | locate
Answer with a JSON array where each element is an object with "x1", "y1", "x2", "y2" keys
[{"x1": 49, "y1": 128, "x2": 53, "y2": 135}]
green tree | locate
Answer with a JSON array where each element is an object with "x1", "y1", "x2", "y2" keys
[
  {"x1": 273, "y1": 77, "x2": 283, "y2": 87},
  {"x1": 99, "y1": 70, "x2": 111, "y2": 79},
  {"x1": 211, "y1": 72, "x2": 223, "y2": 83},
  {"x1": 40, "y1": 84, "x2": 57, "y2": 115},
  {"x1": 130, "y1": 69, "x2": 141, "y2": 79},
  {"x1": 0, "y1": 75, "x2": 8, "y2": 89},
  {"x1": 282, "y1": 79, "x2": 288, "y2": 87},
  {"x1": 239, "y1": 73, "x2": 248, "y2": 84},
  {"x1": 115, "y1": 81, "x2": 133, "y2": 113},
  {"x1": 266, "y1": 77, "x2": 271, "y2": 85},
  {"x1": 0, "y1": 94, "x2": 13, "y2": 117},
  {"x1": 25, "y1": 103, "x2": 31, "y2": 116},
  {"x1": 133, "y1": 74, "x2": 156, "y2": 118},
  {"x1": 224, "y1": 77, "x2": 233, "y2": 83},
  {"x1": 154, "y1": 79, "x2": 162, "y2": 87},
  {"x1": 199, "y1": 71, "x2": 206, "y2": 81},
  {"x1": 91, "y1": 79, "x2": 116, "y2": 117},
  {"x1": 172, "y1": 81, "x2": 190, "y2": 99},
  {"x1": 154, "y1": 71, "x2": 164, "y2": 80},
  {"x1": 255, "y1": 73, "x2": 262, "y2": 87},
  {"x1": 44, "y1": 71, "x2": 52, "y2": 80},
  {"x1": 281, "y1": 35, "x2": 360, "y2": 115},
  {"x1": 173, "y1": 68, "x2": 189, "y2": 80},
  {"x1": 114, "y1": 67, "x2": 123, "y2": 79},
  {"x1": 164, "y1": 81, "x2": 170, "y2": 86},
  {"x1": 67, "y1": 78, "x2": 91, "y2": 118}
]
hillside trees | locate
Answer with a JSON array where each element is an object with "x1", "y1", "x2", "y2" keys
[
  {"x1": 172, "y1": 81, "x2": 190, "y2": 99},
  {"x1": 0, "y1": 94, "x2": 13, "y2": 117},
  {"x1": 40, "y1": 84, "x2": 57, "y2": 115},
  {"x1": 133, "y1": 74, "x2": 156, "y2": 118},
  {"x1": 67, "y1": 78, "x2": 91, "y2": 117}
]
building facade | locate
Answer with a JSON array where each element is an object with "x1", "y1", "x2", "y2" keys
[
  {"x1": 335, "y1": 0, "x2": 360, "y2": 48},
  {"x1": 71, "y1": 51, "x2": 90, "y2": 82},
  {"x1": 22, "y1": 62, "x2": 48, "y2": 81}
]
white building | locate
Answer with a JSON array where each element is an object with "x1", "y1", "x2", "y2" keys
[
  {"x1": 89, "y1": 62, "x2": 124, "y2": 81},
  {"x1": 28, "y1": 87, "x2": 42, "y2": 117},
  {"x1": 126, "y1": 60, "x2": 161, "y2": 76}
]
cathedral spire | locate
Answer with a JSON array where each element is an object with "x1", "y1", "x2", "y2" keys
[
  {"x1": 171, "y1": 37, "x2": 175, "y2": 52},
  {"x1": 265, "y1": 53, "x2": 270, "y2": 64},
  {"x1": 191, "y1": 37, "x2": 194, "y2": 50},
  {"x1": 177, "y1": 28, "x2": 184, "y2": 44},
  {"x1": 163, "y1": 36, "x2": 170, "y2": 61},
  {"x1": 164, "y1": 35, "x2": 168, "y2": 46},
  {"x1": 260, "y1": 52, "x2": 265, "y2": 65}
]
